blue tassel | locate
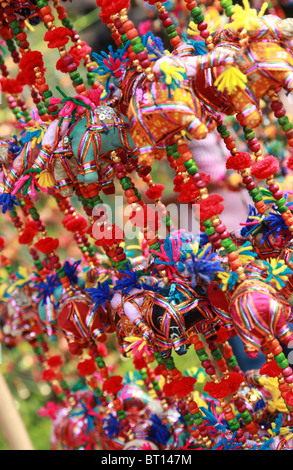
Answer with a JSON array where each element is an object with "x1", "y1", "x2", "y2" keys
[
  {"x1": 0, "y1": 193, "x2": 19, "y2": 214},
  {"x1": 36, "y1": 275, "x2": 61, "y2": 306},
  {"x1": 114, "y1": 269, "x2": 140, "y2": 295},
  {"x1": 63, "y1": 260, "x2": 81, "y2": 285},
  {"x1": 85, "y1": 279, "x2": 113, "y2": 309},
  {"x1": 103, "y1": 413, "x2": 121, "y2": 439},
  {"x1": 149, "y1": 414, "x2": 170, "y2": 446}
]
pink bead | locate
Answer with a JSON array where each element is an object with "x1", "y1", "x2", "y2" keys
[
  {"x1": 273, "y1": 190, "x2": 284, "y2": 200},
  {"x1": 282, "y1": 367, "x2": 293, "y2": 377},
  {"x1": 200, "y1": 30, "x2": 209, "y2": 39},
  {"x1": 215, "y1": 223, "x2": 226, "y2": 234},
  {"x1": 197, "y1": 21, "x2": 208, "y2": 31},
  {"x1": 274, "y1": 109, "x2": 286, "y2": 119},
  {"x1": 284, "y1": 375, "x2": 293, "y2": 384},
  {"x1": 249, "y1": 144, "x2": 261, "y2": 153}
]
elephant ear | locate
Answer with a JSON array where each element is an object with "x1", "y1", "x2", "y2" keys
[{"x1": 207, "y1": 282, "x2": 230, "y2": 313}]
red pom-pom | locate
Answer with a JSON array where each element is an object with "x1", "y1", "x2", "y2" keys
[
  {"x1": 251, "y1": 156, "x2": 279, "y2": 179},
  {"x1": 145, "y1": 184, "x2": 165, "y2": 200},
  {"x1": 162, "y1": 380, "x2": 178, "y2": 397},
  {"x1": 18, "y1": 51, "x2": 46, "y2": 86},
  {"x1": 204, "y1": 379, "x2": 231, "y2": 399},
  {"x1": 198, "y1": 194, "x2": 224, "y2": 221},
  {"x1": 216, "y1": 326, "x2": 229, "y2": 343},
  {"x1": 96, "y1": 0, "x2": 130, "y2": 18},
  {"x1": 173, "y1": 174, "x2": 184, "y2": 192},
  {"x1": 226, "y1": 152, "x2": 252, "y2": 171},
  {"x1": 68, "y1": 41, "x2": 91, "y2": 62},
  {"x1": 34, "y1": 237, "x2": 59, "y2": 254},
  {"x1": 133, "y1": 355, "x2": 147, "y2": 370},
  {"x1": 56, "y1": 57, "x2": 71, "y2": 73},
  {"x1": 102, "y1": 375, "x2": 123, "y2": 394},
  {"x1": 259, "y1": 359, "x2": 281, "y2": 378},
  {"x1": 62, "y1": 214, "x2": 88, "y2": 233},
  {"x1": 178, "y1": 174, "x2": 211, "y2": 203},
  {"x1": 44, "y1": 27, "x2": 72, "y2": 48},
  {"x1": 47, "y1": 355, "x2": 63, "y2": 367},
  {"x1": 0, "y1": 236, "x2": 6, "y2": 250},
  {"x1": 96, "y1": 343, "x2": 108, "y2": 358},
  {"x1": 284, "y1": 390, "x2": 293, "y2": 406},
  {"x1": 77, "y1": 358, "x2": 97, "y2": 377},
  {"x1": 226, "y1": 372, "x2": 244, "y2": 393},
  {"x1": 41, "y1": 368, "x2": 56, "y2": 381},
  {"x1": 171, "y1": 376, "x2": 197, "y2": 399},
  {"x1": 0, "y1": 77, "x2": 24, "y2": 95},
  {"x1": 129, "y1": 205, "x2": 160, "y2": 231},
  {"x1": 287, "y1": 154, "x2": 293, "y2": 171},
  {"x1": 18, "y1": 220, "x2": 38, "y2": 245}
]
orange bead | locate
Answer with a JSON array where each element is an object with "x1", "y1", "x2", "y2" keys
[
  {"x1": 126, "y1": 29, "x2": 138, "y2": 40},
  {"x1": 229, "y1": 259, "x2": 242, "y2": 270},
  {"x1": 122, "y1": 20, "x2": 134, "y2": 32},
  {"x1": 227, "y1": 251, "x2": 239, "y2": 261}
]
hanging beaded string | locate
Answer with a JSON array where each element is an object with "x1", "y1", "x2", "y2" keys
[
  {"x1": 188, "y1": 331, "x2": 254, "y2": 446},
  {"x1": 56, "y1": 196, "x2": 101, "y2": 269},
  {"x1": 264, "y1": 335, "x2": 293, "y2": 419},
  {"x1": 158, "y1": 354, "x2": 214, "y2": 448},
  {"x1": 0, "y1": 238, "x2": 75, "y2": 406},
  {"x1": 144, "y1": 1, "x2": 182, "y2": 51},
  {"x1": 206, "y1": 336, "x2": 261, "y2": 443},
  {"x1": 52, "y1": 0, "x2": 103, "y2": 93},
  {"x1": 0, "y1": 23, "x2": 35, "y2": 125},
  {"x1": 183, "y1": 0, "x2": 214, "y2": 51},
  {"x1": 35, "y1": 0, "x2": 88, "y2": 99},
  {"x1": 1, "y1": 2, "x2": 53, "y2": 119},
  {"x1": 110, "y1": 8, "x2": 155, "y2": 82},
  {"x1": 75, "y1": 344, "x2": 136, "y2": 443},
  {"x1": 166, "y1": 133, "x2": 246, "y2": 281},
  {"x1": 217, "y1": 116, "x2": 268, "y2": 215}
]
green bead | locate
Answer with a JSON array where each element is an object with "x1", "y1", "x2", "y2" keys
[
  {"x1": 283, "y1": 122, "x2": 293, "y2": 132},
  {"x1": 220, "y1": 130, "x2": 231, "y2": 138},
  {"x1": 227, "y1": 357, "x2": 238, "y2": 368},
  {"x1": 168, "y1": 30, "x2": 179, "y2": 39},
  {"x1": 203, "y1": 219, "x2": 213, "y2": 228},
  {"x1": 252, "y1": 194, "x2": 263, "y2": 203},
  {"x1": 227, "y1": 418, "x2": 239, "y2": 427},
  {"x1": 13, "y1": 27, "x2": 23, "y2": 36},
  {"x1": 221, "y1": 238, "x2": 232, "y2": 248},
  {"x1": 121, "y1": 34, "x2": 128, "y2": 44},
  {"x1": 205, "y1": 227, "x2": 216, "y2": 236},
  {"x1": 226, "y1": 243, "x2": 237, "y2": 253},
  {"x1": 274, "y1": 352, "x2": 286, "y2": 363},
  {"x1": 278, "y1": 359, "x2": 289, "y2": 369},
  {"x1": 244, "y1": 132, "x2": 255, "y2": 141},
  {"x1": 166, "y1": 144, "x2": 178, "y2": 154},
  {"x1": 220, "y1": 0, "x2": 233, "y2": 7},
  {"x1": 10, "y1": 20, "x2": 19, "y2": 29},
  {"x1": 193, "y1": 417, "x2": 204, "y2": 426},
  {"x1": 278, "y1": 205, "x2": 288, "y2": 214},
  {"x1": 211, "y1": 349, "x2": 223, "y2": 361},
  {"x1": 249, "y1": 188, "x2": 259, "y2": 198},
  {"x1": 275, "y1": 197, "x2": 286, "y2": 207},
  {"x1": 166, "y1": 25, "x2": 176, "y2": 34},
  {"x1": 190, "y1": 7, "x2": 202, "y2": 17},
  {"x1": 225, "y1": 5, "x2": 235, "y2": 17},
  {"x1": 217, "y1": 123, "x2": 228, "y2": 133},
  {"x1": 70, "y1": 71, "x2": 80, "y2": 80},
  {"x1": 73, "y1": 77, "x2": 83, "y2": 86},
  {"x1": 184, "y1": 159, "x2": 196, "y2": 169},
  {"x1": 240, "y1": 410, "x2": 251, "y2": 420},
  {"x1": 132, "y1": 43, "x2": 145, "y2": 54},
  {"x1": 187, "y1": 166, "x2": 198, "y2": 175},
  {"x1": 278, "y1": 116, "x2": 289, "y2": 126}
]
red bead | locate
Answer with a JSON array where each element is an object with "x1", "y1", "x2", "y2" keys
[
  {"x1": 246, "y1": 182, "x2": 256, "y2": 191},
  {"x1": 197, "y1": 21, "x2": 208, "y2": 31},
  {"x1": 273, "y1": 190, "x2": 284, "y2": 200},
  {"x1": 200, "y1": 30, "x2": 210, "y2": 39},
  {"x1": 215, "y1": 223, "x2": 226, "y2": 234},
  {"x1": 163, "y1": 18, "x2": 173, "y2": 28},
  {"x1": 242, "y1": 176, "x2": 253, "y2": 185},
  {"x1": 274, "y1": 109, "x2": 286, "y2": 119},
  {"x1": 270, "y1": 101, "x2": 283, "y2": 112}
]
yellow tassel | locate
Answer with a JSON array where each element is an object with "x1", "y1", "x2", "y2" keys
[
  {"x1": 226, "y1": 0, "x2": 268, "y2": 33},
  {"x1": 37, "y1": 170, "x2": 55, "y2": 188},
  {"x1": 214, "y1": 66, "x2": 247, "y2": 94},
  {"x1": 159, "y1": 61, "x2": 186, "y2": 85}
]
